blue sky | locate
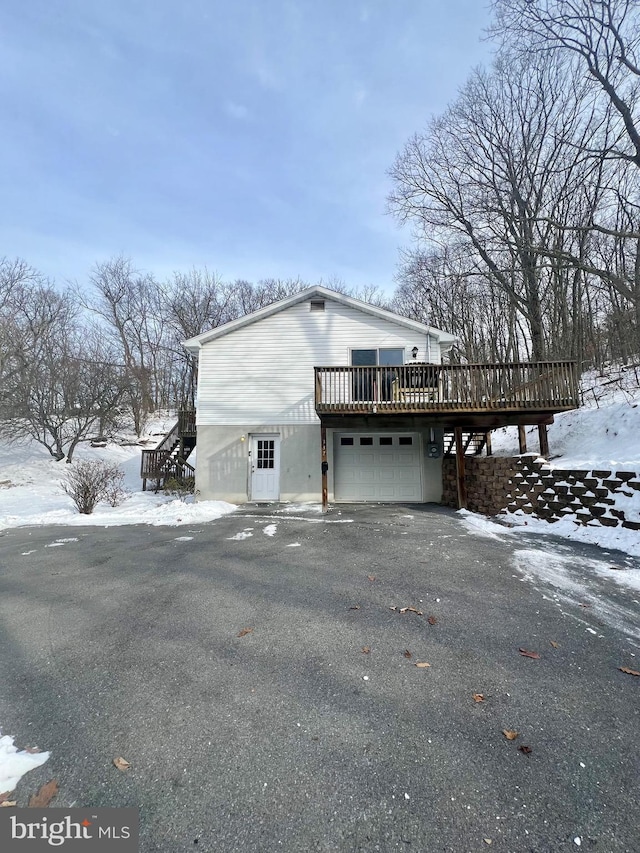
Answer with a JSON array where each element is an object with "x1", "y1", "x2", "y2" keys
[{"x1": 1, "y1": 1, "x2": 493, "y2": 292}]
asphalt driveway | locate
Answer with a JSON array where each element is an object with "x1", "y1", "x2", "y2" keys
[{"x1": 0, "y1": 504, "x2": 638, "y2": 852}]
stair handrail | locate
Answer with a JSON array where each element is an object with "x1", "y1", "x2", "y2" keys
[{"x1": 155, "y1": 421, "x2": 179, "y2": 453}]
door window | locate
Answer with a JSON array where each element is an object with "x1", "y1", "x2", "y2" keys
[{"x1": 257, "y1": 439, "x2": 275, "y2": 469}]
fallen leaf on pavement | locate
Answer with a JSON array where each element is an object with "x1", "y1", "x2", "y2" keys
[
  {"x1": 502, "y1": 730, "x2": 519, "y2": 741},
  {"x1": 472, "y1": 693, "x2": 485, "y2": 703},
  {"x1": 349, "y1": 605, "x2": 361, "y2": 611},
  {"x1": 427, "y1": 616, "x2": 437, "y2": 625},
  {"x1": 415, "y1": 662, "x2": 431, "y2": 668},
  {"x1": 399, "y1": 606, "x2": 423, "y2": 616},
  {"x1": 619, "y1": 666, "x2": 640, "y2": 676},
  {"x1": 403, "y1": 649, "x2": 412, "y2": 658},
  {"x1": 361, "y1": 646, "x2": 371, "y2": 654},
  {"x1": 237, "y1": 627, "x2": 253, "y2": 637},
  {"x1": 28, "y1": 780, "x2": 59, "y2": 807},
  {"x1": 113, "y1": 757, "x2": 131, "y2": 772},
  {"x1": 519, "y1": 648, "x2": 540, "y2": 659},
  {"x1": 519, "y1": 745, "x2": 532, "y2": 754},
  {"x1": 367, "y1": 575, "x2": 376, "y2": 582},
  {"x1": 550, "y1": 641, "x2": 560, "y2": 649}
]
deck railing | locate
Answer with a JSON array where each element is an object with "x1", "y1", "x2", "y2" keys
[
  {"x1": 314, "y1": 361, "x2": 578, "y2": 414},
  {"x1": 178, "y1": 408, "x2": 196, "y2": 436},
  {"x1": 141, "y1": 449, "x2": 195, "y2": 481}
]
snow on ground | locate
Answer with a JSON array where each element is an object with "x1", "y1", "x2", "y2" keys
[
  {"x1": 0, "y1": 420, "x2": 236, "y2": 530},
  {"x1": 276, "y1": 503, "x2": 323, "y2": 514},
  {"x1": 0, "y1": 732, "x2": 49, "y2": 793}
]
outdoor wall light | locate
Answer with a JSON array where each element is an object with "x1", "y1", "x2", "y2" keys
[{"x1": 411, "y1": 346, "x2": 419, "y2": 359}]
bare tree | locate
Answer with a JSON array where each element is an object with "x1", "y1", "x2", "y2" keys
[
  {"x1": 392, "y1": 246, "x2": 528, "y2": 362},
  {"x1": 389, "y1": 55, "x2": 603, "y2": 361},
  {"x1": 489, "y1": 0, "x2": 640, "y2": 352},
  {"x1": 1, "y1": 283, "x2": 126, "y2": 461},
  {"x1": 82, "y1": 257, "x2": 165, "y2": 434},
  {"x1": 491, "y1": 0, "x2": 640, "y2": 170}
]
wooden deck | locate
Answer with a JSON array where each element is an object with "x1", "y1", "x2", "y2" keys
[{"x1": 314, "y1": 361, "x2": 578, "y2": 418}]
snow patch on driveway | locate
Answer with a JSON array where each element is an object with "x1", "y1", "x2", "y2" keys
[
  {"x1": 227, "y1": 530, "x2": 253, "y2": 540},
  {"x1": 513, "y1": 548, "x2": 640, "y2": 642},
  {"x1": 457, "y1": 509, "x2": 506, "y2": 541},
  {"x1": 0, "y1": 732, "x2": 50, "y2": 793}
]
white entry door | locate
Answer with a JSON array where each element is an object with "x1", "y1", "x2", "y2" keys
[{"x1": 250, "y1": 434, "x2": 281, "y2": 501}]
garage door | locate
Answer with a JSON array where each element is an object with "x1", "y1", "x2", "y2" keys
[{"x1": 333, "y1": 432, "x2": 422, "y2": 502}]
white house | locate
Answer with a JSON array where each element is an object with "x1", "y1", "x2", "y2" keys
[{"x1": 183, "y1": 285, "x2": 458, "y2": 505}]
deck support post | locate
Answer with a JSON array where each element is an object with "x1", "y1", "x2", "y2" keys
[
  {"x1": 518, "y1": 425, "x2": 528, "y2": 454},
  {"x1": 454, "y1": 427, "x2": 467, "y2": 510},
  {"x1": 538, "y1": 424, "x2": 549, "y2": 459},
  {"x1": 321, "y1": 424, "x2": 328, "y2": 513},
  {"x1": 485, "y1": 431, "x2": 492, "y2": 457}
]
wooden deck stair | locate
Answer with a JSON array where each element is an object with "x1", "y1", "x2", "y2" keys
[
  {"x1": 443, "y1": 430, "x2": 489, "y2": 457},
  {"x1": 141, "y1": 409, "x2": 197, "y2": 491}
]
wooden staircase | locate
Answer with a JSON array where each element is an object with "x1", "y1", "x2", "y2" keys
[
  {"x1": 141, "y1": 409, "x2": 197, "y2": 491},
  {"x1": 443, "y1": 430, "x2": 490, "y2": 457}
]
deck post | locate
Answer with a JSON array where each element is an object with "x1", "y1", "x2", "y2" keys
[
  {"x1": 485, "y1": 431, "x2": 492, "y2": 457},
  {"x1": 538, "y1": 424, "x2": 549, "y2": 459},
  {"x1": 321, "y1": 424, "x2": 328, "y2": 512},
  {"x1": 454, "y1": 427, "x2": 467, "y2": 510},
  {"x1": 518, "y1": 425, "x2": 528, "y2": 454}
]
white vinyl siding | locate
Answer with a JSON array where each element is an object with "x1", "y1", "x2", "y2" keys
[{"x1": 196, "y1": 298, "x2": 441, "y2": 426}]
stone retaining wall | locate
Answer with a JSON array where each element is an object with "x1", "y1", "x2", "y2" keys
[{"x1": 441, "y1": 455, "x2": 640, "y2": 530}]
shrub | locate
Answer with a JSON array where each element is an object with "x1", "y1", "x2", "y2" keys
[
  {"x1": 104, "y1": 472, "x2": 129, "y2": 507},
  {"x1": 63, "y1": 460, "x2": 126, "y2": 514},
  {"x1": 163, "y1": 476, "x2": 195, "y2": 497}
]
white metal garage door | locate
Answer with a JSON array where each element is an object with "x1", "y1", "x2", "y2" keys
[{"x1": 333, "y1": 432, "x2": 422, "y2": 502}]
